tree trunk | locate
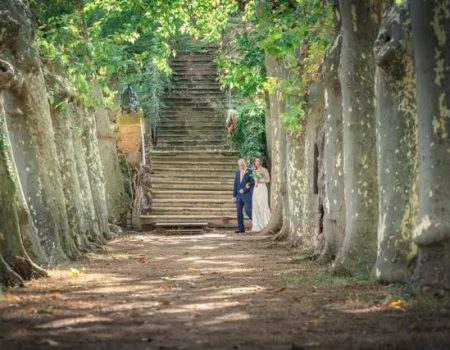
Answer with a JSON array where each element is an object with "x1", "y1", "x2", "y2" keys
[
  {"x1": 0, "y1": 1, "x2": 76, "y2": 263},
  {"x1": 81, "y1": 107, "x2": 111, "y2": 240},
  {"x1": 260, "y1": 54, "x2": 287, "y2": 237},
  {"x1": 410, "y1": 0, "x2": 450, "y2": 290},
  {"x1": 320, "y1": 34, "x2": 345, "y2": 263},
  {"x1": 72, "y1": 105, "x2": 105, "y2": 245},
  {"x1": 372, "y1": 3, "x2": 417, "y2": 283},
  {"x1": 333, "y1": 0, "x2": 393, "y2": 276},
  {"x1": 95, "y1": 107, "x2": 127, "y2": 225},
  {"x1": 0, "y1": 114, "x2": 47, "y2": 287}
]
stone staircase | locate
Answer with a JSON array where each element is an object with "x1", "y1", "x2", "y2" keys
[{"x1": 141, "y1": 48, "x2": 247, "y2": 230}]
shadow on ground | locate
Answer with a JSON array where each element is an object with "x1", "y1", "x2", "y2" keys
[{"x1": 1, "y1": 232, "x2": 449, "y2": 349}]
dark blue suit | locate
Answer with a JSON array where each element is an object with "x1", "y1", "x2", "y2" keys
[{"x1": 233, "y1": 168, "x2": 255, "y2": 232}]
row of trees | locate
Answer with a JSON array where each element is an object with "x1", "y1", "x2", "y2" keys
[
  {"x1": 0, "y1": 0, "x2": 235, "y2": 288},
  {"x1": 218, "y1": 0, "x2": 449, "y2": 290}
]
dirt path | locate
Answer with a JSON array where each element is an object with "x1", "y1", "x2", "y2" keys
[{"x1": 1, "y1": 231, "x2": 449, "y2": 350}]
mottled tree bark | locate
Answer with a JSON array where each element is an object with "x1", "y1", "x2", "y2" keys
[
  {"x1": 410, "y1": 0, "x2": 450, "y2": 290},
  {"x1": 296, "y1": 82, "x2": 325, "y2": 251},
  {"x1": 73, "y1": 106, "x2": 105, "y2": 245},
  {"x1": 372, "y1": 3, "x2": 417, "y2": 283},
  {"x1": 333, "y1": 0, "x2": 393, "y2": 276},
  {"x1": 320, "y1": 33, "x2": 345, "y2": 262},
  {"x1": 95, "y1": 107, "x2": 127, "y2": 225},
  {"x1": 0, "y1": 107, "x2": 47, "y2": 287},
  {"x1": 1, "y1": 0, "x2": 81, "y2": 262},
  {"x1": 81, "y1": 107, "x2": 111, "y2": 240},
  {"x1": 260, "y1": 54, "x2": 286, "y2": 237}
]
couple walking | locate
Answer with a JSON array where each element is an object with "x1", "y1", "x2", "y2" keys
[{"x1": 232, "y1": 158, "x2": 271, "y2": 233}]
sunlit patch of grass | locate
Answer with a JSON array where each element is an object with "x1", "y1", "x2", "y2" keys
[
  {"x1": 284, "y1": 272, "x2": 371, "y2": 285},
  {"x1": 385, "y1": 287, "x2": 450, "y2": 313},
  {"x1": 284, "y1": 273, "x2": 338, "y2": 283}
]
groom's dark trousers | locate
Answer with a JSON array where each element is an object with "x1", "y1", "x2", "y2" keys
[{"x1": 233, "y1": 169, "x2": 255, "y2": 232}]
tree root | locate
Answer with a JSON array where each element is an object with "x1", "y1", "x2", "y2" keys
[
  {"x1": 259, "y1": 202, "x2": 283, "y2": 236},
  {"x1": 272, "y1": 223, "x2": 288, "y2": 241},
  {"x1": 0, "y1": 255, "x2": 24, "y2": 288},
  {"x1": 412, "y1": 241, "x2": 450, "y2": 291}
]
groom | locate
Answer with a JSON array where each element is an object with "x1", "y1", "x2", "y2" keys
[{"x1": 232, "y1": 159, "x2": 255, "y2": 233}]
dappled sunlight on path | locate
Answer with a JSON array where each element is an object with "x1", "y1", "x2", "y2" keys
[{"x1": 1, "y1": 232, "x2": 450, "y2": 349}]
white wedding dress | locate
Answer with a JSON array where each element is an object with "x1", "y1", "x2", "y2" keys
[{"x1": 252, "y1": 167, "x2": 271, "y2": 232}]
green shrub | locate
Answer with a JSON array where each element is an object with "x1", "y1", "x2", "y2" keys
[{"x1": 231, "y1": 100, "x2": 267, "y2": 163}]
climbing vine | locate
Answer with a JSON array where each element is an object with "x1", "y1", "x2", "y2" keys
[{"x1": 217, "y1": 0, "x2": 333, "y2": 130}]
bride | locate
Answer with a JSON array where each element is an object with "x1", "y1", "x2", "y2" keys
[{"x1": 252, "y1": 157, "x2": 271, "y2": 232}]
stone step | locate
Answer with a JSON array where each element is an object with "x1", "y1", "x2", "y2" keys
[
  {"x1": 171, "y1": 56, "x2": 215, "y2": 63},
  {"x1": 151, "y1": 172, "x2": 235, "y2": 181},
  {"x1": 151, "y1": 189, "x2": 231, "y2": 198},
  {"x1": 158, "y1": 120, "x2": 226, "y2": 126},
  {"x1": 151, "y1": 159, "x2": 235, "y2": 167},
  {"x1": 158, "y1": 122, "x2": 224, "y2": 128},
  {"x1": 152, "y1": 198, "x2": 235, "y2": 208},
  {"x1": 153, "y1": 145, "x2": 230, "y2": 151},
  {"x1": 157, "y1": 132, "x2": 226, "y2": 139},
  {"x1": 171, "y1": 65, "x2": 217, "y2": 71},
  {"x1": 165, "y1": 102, "x2": 221, "y2": 107},
  {"x1": 158, "y1": 126, "x2": 225, "y2": 132},
  {"x1": 173, "y1": 72, "x2": 217, "y2": 77},
  {"x1": 156, "y1": 132, "x2": 224, "y2": 139},
  {"x1": 151, "y1": 161, "x2": 236, "y2": 169},
  {"x1": 158, "y1": 120, "x2": 224, "y2": 126},
  {"x1": 168, "y1": 92, "x2": 224, "y2": 98},
  {"x1": 170, "y1": 88, "x2": 221, "y2": 93},
  {"x1": 152, "y1": 175, "x2": 235, "y2": 183},
  {"x1": 149, "y1": 151, "x2": 237, "y2": 160},
  {"x1": 152, "y1": 203, "x2": 235, "y2": 211},
  {"x1": 158, "y1": 121, "x2": 225, "y2": 126},
  {"x1": 152, "y1": 177, "x2": 233, "y2": 185},
  {"x1": 159, "y1": 115, "x2": 225, "y2": 122},
  {"x1": 164, "y1": 96, "x2": 224, "y2": 102},
  {"x1": 151, "y1": 182, "x2": 232, "y2": 191},
  {"x1": 171, "y1": 77, "x2": 218, "y2": 82},
  {"x1": 151, "y1": 170, "x2": 236, "y2": 179},
  {"x1": 163, "y1": 109, "x2": 224, "y2": 115},
  {"x1": 158, "y1": 130, "x2": 228, "y2": 142},
  {"x1": 141, "y1": 214, "x2": 247, "y2": 227},
  {"x1": 163, "y1": 98, "x2": 225, "y2": 105},
  {"x1": 150, "y1": 149, "x2": 236, "y2": 156},
  {"x1": 158, "y1": 137, "x2": 227, "y2": 144},
  {"x1": 156, "y1": 139, "x2": 227, "y2": 146},
  {"x1": 151, "y1": 208, "x2": 236, "y2": 216},
  {"x1": 172, "y1": 67, "x2": 217, "y2": 73},
  {"x1": 170, "y1": 84, "x2": 220, "y2": 89}
]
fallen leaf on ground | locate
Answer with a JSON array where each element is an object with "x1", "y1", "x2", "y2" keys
[
  {"x1": 39, "y1": 338, "x2": 59, "y2": 346},
  {"x1": 70, "y1": 268, "x2": 81, "y2": 278},
  {"x1": 159, "y1": 284, "x2": 171, "y2": 291},
  {"x1": 0, "y1": 292, "x2": 20, "y2": 301},
  {"x1": 387, "y1": 299, "x2": 407, "y2": 309},
  {"x1": 159, "y1": 299, "x2": 171, "y2": 305},
  {"x1": 274, "y1": 287, "x2": 287, "y2": 293},
  {"x1": 28, "y1": 307, "x2": 38, "y2": 314}
]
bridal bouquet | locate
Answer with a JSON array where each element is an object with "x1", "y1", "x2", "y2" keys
[{"x1": 252, "y1": 170, "x2": 264, "y2": 181}]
